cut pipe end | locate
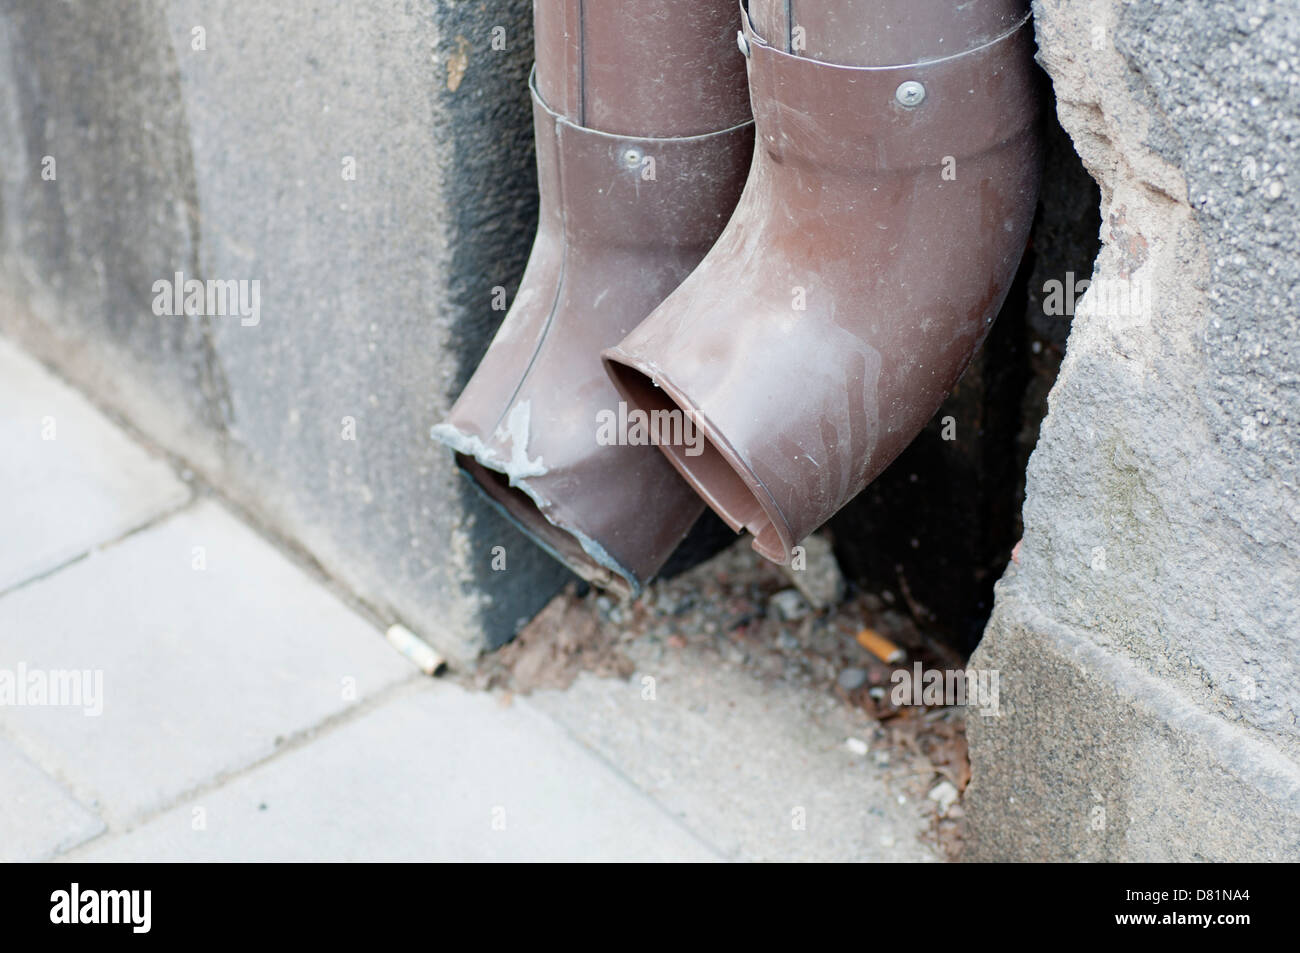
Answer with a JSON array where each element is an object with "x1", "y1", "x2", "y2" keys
[
  {"x1": 602, "y1": 349, "x2": 796, "y2": 566},
  {"x1": 439, "y1": 441, "x2": 635, "y2": 601},
  {"x1": 431, "y1": 420, "x2": 637, "y2": 597}
]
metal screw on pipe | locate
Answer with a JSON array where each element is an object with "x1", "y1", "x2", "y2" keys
[
  {"x1": 895, "y1": 80, "x2": 926, "y2": 107},
  {"x1": 621, "y1": 147, "x2": 643, "y2": 169}
]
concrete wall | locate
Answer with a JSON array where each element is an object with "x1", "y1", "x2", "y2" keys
[
  {"x1": 0, "y1": 0, "x2": 569, "y2": 663},
  {"x1": 968, "y1": 0, "x2": 1300, "y2": 860}
]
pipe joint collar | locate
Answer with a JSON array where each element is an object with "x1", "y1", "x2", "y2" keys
[{"x1": 740, "y1": 3, "x2": 1041, "y2": 173}]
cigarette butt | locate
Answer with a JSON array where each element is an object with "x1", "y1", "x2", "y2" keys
[
  {"x1": 856, "y1": 627, "x2": 905, "y2": 664},
  {"x1": 385, "y1": 623, "x2": 445, "y2": 675}
]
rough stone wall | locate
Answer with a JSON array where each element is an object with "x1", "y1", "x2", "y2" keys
[
  {"x1": 969, "y1": 0, "x2": 1300, "y2": 860},
  {"x1": 0, "y1": 0, "x2": 569, "y2": 663}
]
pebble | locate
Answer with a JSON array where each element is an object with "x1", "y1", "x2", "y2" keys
[
  {"x1": 655, "y1": 591, "x2": 684, "y2": 615},
  {"x1": 770, "y1": 589, "x2": 810, "y2": 621},
  {"x1": 837, "y1": 667, "x2": 869, "y2": 691},
  {"x1": 780, "y1": 533, "x2": 845, "y2": 609},
  {"x1": 928, "y1": 780, "x2": 960, "y2": 815},
  {"x1": 845, "y1": 736, "x2": 869, "y2": 756}
]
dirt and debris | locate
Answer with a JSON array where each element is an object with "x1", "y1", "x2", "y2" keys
[
  {"x1": 474, "y1": 532, "x2": 975, "y2": 860},
  {"x1": 484, "y1": 586, "x2": 635, "y2": 691}
]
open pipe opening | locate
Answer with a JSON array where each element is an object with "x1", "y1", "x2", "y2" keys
[{"x1": 603, "y1": 358, "x2": 790, "y2": 564}]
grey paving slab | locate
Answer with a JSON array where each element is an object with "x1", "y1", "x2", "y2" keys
[
  {"x1": 0, "y1": 337, "x2": 191, "y2": 592},
  {"x1": 70, "y1": 682, "x2": 721, "y2": 862},
  {"x1": 530, "y1": 658, "x2": 938, "y2": 862},
  {"x1": 0, "y1": 736, "x2": 105, "y2": 861},
  {"x1": 0, "y1": 499, "x2": 414, "y2": 828}
]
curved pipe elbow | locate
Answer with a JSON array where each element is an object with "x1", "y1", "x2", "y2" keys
[
  {"x1": 603, "y1": 5, "x2": 1045, "y2": 566},
  {"x1": 434, "y1": 74, "x2": 754, "y2": 596}
]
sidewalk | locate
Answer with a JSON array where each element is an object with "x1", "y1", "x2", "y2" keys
[{"x1": 0, "y1": 337, "x2": 935, "y2": 862}]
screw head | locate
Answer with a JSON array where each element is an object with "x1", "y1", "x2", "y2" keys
[
  {"x1": 895, "y1": 80, "x2": 926, "y2": 108},
  {"x1": 621, "y1": 147, "x2": 643, "y2": 169}
]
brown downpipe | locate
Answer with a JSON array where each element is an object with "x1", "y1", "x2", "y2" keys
[
  {"x1": 431, "y1": 1, "x2": 754, "y2": 597},
  {"x1": 603, "y1": 0, "x2": 1044, "y2": 566}
]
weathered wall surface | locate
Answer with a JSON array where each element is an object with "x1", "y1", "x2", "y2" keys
[
  {"x1": 969, "y1": 0, "x2": 1300, "y2": 860},
  {"x1": 0, "y1": 0, "x2": 569, "y2": 663}
]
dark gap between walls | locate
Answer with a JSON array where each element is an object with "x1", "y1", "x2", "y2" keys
[{"x1": 829, "y1": 100, "x2": 1101, "y2": 658}]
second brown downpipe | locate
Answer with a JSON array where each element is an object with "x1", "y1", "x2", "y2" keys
[{"x1": 432, "y1": 1, "x2": 754, "y2": 597}]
